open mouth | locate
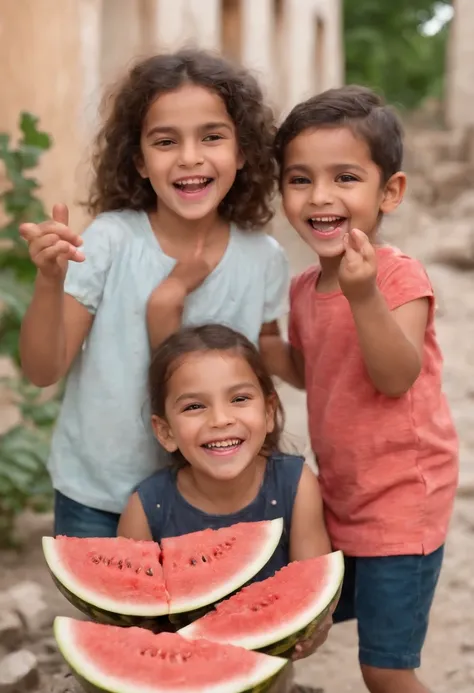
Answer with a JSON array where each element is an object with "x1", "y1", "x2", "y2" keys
[
  {"x1": 308, "y1": 216, "x2": 346, "y2": 234},
  {"x1": 202, "y1": 438, "x2": 243, "y2": 453},
  {"x1": 173, "y1": 177, "x2": 214, "y2": 193}
]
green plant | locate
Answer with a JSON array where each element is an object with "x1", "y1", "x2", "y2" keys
[{"x1": 0, "y1": 113, "x2": 57, "y2": 547}]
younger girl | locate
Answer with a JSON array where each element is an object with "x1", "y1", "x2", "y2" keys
[
  {"x1": 118, "y1": 323, "x2": 332, "y2": 667},
  {"x1": 19, "y1": 49, "x2": 289, "y2": 538}
]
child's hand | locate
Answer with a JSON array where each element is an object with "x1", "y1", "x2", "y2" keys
[
  {"x1": 291, "y1": 613, "x2": 333, "y2": 661},
  {"x1": 338, "y1": 228, "x2": 377, "y2": 302},
  {"x1": 168, "y1": 234, "x2": 212, "y2": 295},
  {"x1": 19, "y1": 204, "x2": 84, "y2": 283}
]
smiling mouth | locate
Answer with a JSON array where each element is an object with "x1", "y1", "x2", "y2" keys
[
  {"x1": 173, "y1": 177, "x2": 214, "y2": 193},
  {"x1": 202, "y1": 438, "x2": 243, "y2": 451},
  {"x1": 308, "y1": 216, "x2": 346, "y2": 233}
]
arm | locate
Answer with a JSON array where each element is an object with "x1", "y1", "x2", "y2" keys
[
  {"x1": 259, "y1": 321, "x2": 305, "y2": 390},
  {"x1": 349, "y1": 292, "x2": 429, "y2": 397},
  {"x1": 289, "y1": 464, "x2": 331, "y2": 562},
  {"x1": 146, "y1": 277, "x2": 187, "y2": 350},
  {"x1": 117, "y1": 492, "x2": 153, "y2": 541},
  {"x1": 20, "y1": 279, "x2": 93, "y2": 386}
]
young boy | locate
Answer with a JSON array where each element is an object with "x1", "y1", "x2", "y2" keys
[{"x1": 262, "y1": 86, "x2": 458, "y2": 693}]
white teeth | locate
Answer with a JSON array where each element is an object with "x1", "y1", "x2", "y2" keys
[
  {"x1": 204, "y1": 439, "x2": 242, "y2": 449},
  {"x1": 175, "y1": 177, "x2": 210, "y2": 186},
  {"x1": 310, "y1": 216, "x2": 342, "y2": 222}
]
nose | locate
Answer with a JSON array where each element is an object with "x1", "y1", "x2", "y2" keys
[
  {"x1": 178, "y1": 139, "x2": 204, "y2": 168},
  {"x1": 309, "y1": 181, "x2": 334, "y2": 207},
  {"x1": 208, "y1": 403, "x2": 235, "y2": 429}
]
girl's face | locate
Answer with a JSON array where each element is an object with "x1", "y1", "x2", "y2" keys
[
  {"x1": 137, "y1": 84, "x2": 244, "y2": 223},
  {"x1": 152, "y1": 350, "x2": 275, "y2": 481}
]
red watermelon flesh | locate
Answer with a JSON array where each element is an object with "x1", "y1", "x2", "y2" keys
[
  {"x1": 179, "y1": 551, "x2": 344, "y2": 652},
  {"x1": 43, "y1": 536, "x2": 168, "y2": 616},
  {"x1": 54, "y1": 616, "x2": 288, "y2": 693},
  {"x1": 162, "y1": 519, "x2": 284, "y2": 613}
]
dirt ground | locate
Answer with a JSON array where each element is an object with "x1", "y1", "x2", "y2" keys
[{"x1": 1, "y1": 158, "x2": 473, "y2": 691}]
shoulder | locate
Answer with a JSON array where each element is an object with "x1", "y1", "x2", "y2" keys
[
  {"x1": 376, "y1": 245, "x2": 431, "y2": 284},
  {"x1": 269, "y1": 452, "x2": 305, "y2": 481},
  {"x1": 290, "y1": 265, "x2": 319, "y2": 300},
  {"x1": 134, "y1": 468, "x2": 174, "y2": 497},
  {"x1": 376, "y1": 246, "x2": 434, "y2": 310},
  {"x1": 81, "y1": 209, "x2": 148, "y2": 250},
  {"x1": 232, "y1": 228, "x2": 287, "y2": 263}
]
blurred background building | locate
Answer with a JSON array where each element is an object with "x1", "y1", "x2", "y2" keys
[{"x1": 0, "y1": 0, "x2": 343, "y2": 226}]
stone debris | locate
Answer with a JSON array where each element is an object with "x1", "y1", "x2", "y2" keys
[
  {"x1": 0, "y1": 613, "x2": 22, "y2": 652},
  {"x1": 0, "y1": 650, "x2": 39, "y2": 693},
  {"x1": 7, "y1": 582, "x2": 52, "y2": 633}
]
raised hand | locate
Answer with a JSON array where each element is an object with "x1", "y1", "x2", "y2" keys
[
  {"x1": 168, "y1": 233, "x2": 212, "y2": 295},
  {"x1": 19, "y1": 204, "x2": 85, "y2": 283},
  {"x1": 338, "y1": 228, "x2": 377, "y2": 302},
  {"x1": 292, "y1": 612, "x2": 333, "y2": 661}
]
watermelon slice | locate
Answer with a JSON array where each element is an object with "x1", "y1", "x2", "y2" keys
[
  {"x1": 54, "y1": 616, "x2": 290, "y2": 693},
  {"x1": 179, "y1": 551, "x2": 344, "y2": 657},
  {"x1": 162, "y1": 518, "x2": 284, "y2": 614},
  {"x1": 42, "y1": 519, "x2": 283, "y2": 629},
  {"x1": 42, "y1": 536, "x2": 169, "y2": 629}
]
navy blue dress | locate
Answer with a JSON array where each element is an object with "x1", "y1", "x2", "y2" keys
[{"x1": 135, "y1": 453, "x2": 304, "y2": 583}]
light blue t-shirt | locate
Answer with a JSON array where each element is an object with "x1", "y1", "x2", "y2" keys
[{"x1": 48, "y1": 210, "x2": 289, "y2": 513}]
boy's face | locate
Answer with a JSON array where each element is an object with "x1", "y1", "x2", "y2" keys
[{"x1": 281, "y1": 126, "x2": 405, "y2": 259}]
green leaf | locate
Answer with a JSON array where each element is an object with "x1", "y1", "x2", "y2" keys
[{"x1": 19, "y1": 112, "x2": 52, "y2": 152}]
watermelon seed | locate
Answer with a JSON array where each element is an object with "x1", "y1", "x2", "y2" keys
[
  {"x1": 189, "y1": 559, "x2": 197, "y2": 566},
  {"x1": 117, "y1": 560, "x2": 123, "y2": 570},
  {"x1": 201, "y1": 555, "x2": 208, "y2": 563},
  {"x1": 146, "y1": 568, "x2": 154, "y2": 576},
  {"x1": 136, "y1": 567, "x2": 142, "y2": 574},
  {"x1": 91, "y1": 556, "x2": 100, "y2": 564},
  {"x1": 126, "y1": 560, "x2": 132, "y2": 568}
]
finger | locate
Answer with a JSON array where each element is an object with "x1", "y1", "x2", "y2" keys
[
  {"x1": 52, "y1": 203, "x2": 69, "y2": 226},
  {"x1": 349, "y1": 228, "x2": 369, "y2": 253},
  {"x1": 36, "y1": 242, "x2": 85, "y2": 266},
  {"x1": 21, "y1": 220, "x2": 83, "y2": 247},
  {"x1": 342, "y1": 232, "x2": 359, "y2": 261},
  {"x1": 29, "y1": 233, "x2": 62, "y2": 255}
]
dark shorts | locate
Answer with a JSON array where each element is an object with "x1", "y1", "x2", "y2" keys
[
  {"x1": 332, "y1": 545, "x2": 444, "y2": 670},
  {"x1": 54, "y1": 491, "x2": 120, "y2": 538}
]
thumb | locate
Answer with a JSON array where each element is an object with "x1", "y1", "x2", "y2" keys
[{"x1": 52, "y1": 203, "x2": 69, "y2": 226}]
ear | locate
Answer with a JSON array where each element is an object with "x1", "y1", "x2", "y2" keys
[
  {"x1": 380, "y1": 171, "x2": 406, "y2": 214},
  {"x1": 265, "y1": 395, "x2": 277, "y2": 434},
  {"x1": 151, "y1": 415, "x2": 178, "y2": 452},
  {"x1": 236, "y1": 150, "x2": 245, "y2": 171},
  {"x1": 135, "y1": 153, "x2": 148, "y2": 180}
]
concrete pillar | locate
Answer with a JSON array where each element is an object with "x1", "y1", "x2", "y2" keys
[
  {"x1": 446, "y1": 0, "x2": 474, "y2": 128},
  {"x1": 241, "y1": 0, "x2": 275, "y2": 99}
]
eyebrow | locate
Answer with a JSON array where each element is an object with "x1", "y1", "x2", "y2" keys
[
  {"x1": 174, "y1": 381, "x2": 259, "y2": 405},
  {"x1": 146, "y1": 121, "x2": 233, "y2": 139},
  {"x1": 284, "y1": 163, "x2": 368, "y2": 175}
]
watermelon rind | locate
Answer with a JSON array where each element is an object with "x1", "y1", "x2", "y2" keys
[
  {"x1": 54, "y1": 616, "x2": 289, "y2": 693},
  {"x1": 42, "y1": 537, "x2": 169, "y2": 620},
  {"x1": 179, "y1": 550, "x2": 345, "y2": 657},
  {"x1": 165, "y1": 517, "x2": 285, "y2": 615}
]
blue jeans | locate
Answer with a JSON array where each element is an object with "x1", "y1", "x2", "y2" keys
[
  {"x1": 54, "y1": 491, "x2": 120, "y2": 538},
  {"x1": 333, "y1": 545, "x2": 444, "y2": 670}
]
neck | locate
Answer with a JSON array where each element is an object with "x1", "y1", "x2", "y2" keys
[
  {"x1": 178, "y1": 457, "x2": 267, "y2": 514},
  {"x1": 150, "y1": 203, "x2": 225, "y2": 247}
]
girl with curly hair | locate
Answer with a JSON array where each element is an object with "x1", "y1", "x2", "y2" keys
[{"x1": 19, "y1": 48, "x2": 289, "y2": 539}]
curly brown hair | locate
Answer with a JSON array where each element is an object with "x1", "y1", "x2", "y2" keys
[
  {"x1": 148, "y1": 324, "x2": 284, "y2": 467},
  {"x1": 87, "y1": 49, "x2": 277, "y2": 229}
]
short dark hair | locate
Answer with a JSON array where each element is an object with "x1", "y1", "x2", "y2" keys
[
  {"x1": 148, "y1": 324, "x2": 284, "y2": 466},
  {"x1": 87, "y1": 49, "x2": 277, "y2": 229},
  {"x1": 275, "y1": 85, "x2": 404, "y2": 183}
]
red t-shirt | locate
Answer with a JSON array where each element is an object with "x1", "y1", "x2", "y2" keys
[{"x1": 289, "y1": 245, "x2": 458, "y2": 557}]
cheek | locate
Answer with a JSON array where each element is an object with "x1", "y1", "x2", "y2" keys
[{"x1": 282, "y1": 190, "x2": 303, "y2": 220}]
